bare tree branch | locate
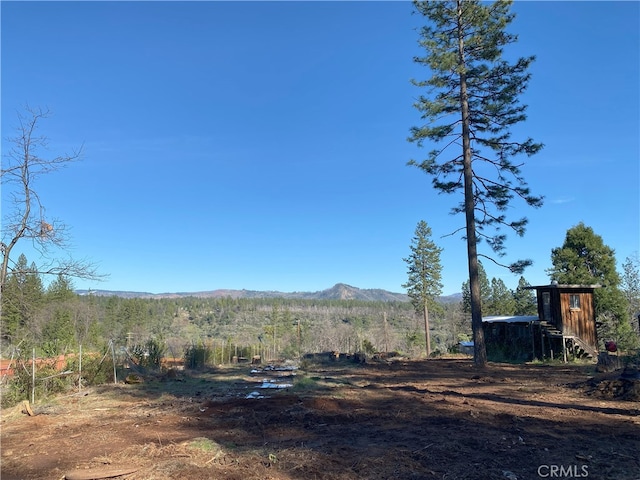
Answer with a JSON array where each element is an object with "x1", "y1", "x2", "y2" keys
[{"x1": 1, "y1": 106, "x2": 106, "y2": 295}]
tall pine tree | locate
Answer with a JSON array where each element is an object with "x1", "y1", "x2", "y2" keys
[
  {"x1": 408, "y1": 0, "x2": 543, "y2": 366},
  {"x1": 403, "y1": 220, "x2": 443, "y2": 356}
]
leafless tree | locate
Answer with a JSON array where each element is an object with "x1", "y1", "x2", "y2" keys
[{"x1": 1, "y1": 106, "x2": 103, "y2": 296}]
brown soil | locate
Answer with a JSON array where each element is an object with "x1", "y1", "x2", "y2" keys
[{"x1": 1, "y1": 358, "x2": 639, "y2": 480}]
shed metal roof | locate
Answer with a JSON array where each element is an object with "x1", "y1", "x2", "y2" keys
[
  {"x1": 482, "y1": 315, "x2": 539, "y2": 323},
  {"x1": 524, "y1": 284, "x2": 601, "y2": 290}
]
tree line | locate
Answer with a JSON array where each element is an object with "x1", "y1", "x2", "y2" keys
[
  {"x1": 0, "y1": 251, "x2": 549, "y2": 360},
  {"x1": 1, "y1": 234, "x2": 637, "y2": 364}
]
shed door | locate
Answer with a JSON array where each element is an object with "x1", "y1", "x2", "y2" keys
[{"x1": 542, "y1": 292, "x2": 551, "y2": 321}]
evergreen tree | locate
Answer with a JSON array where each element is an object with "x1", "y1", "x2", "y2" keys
[
  {"x1": 1, "y1": 254, "x2": 44, "y2": 341},
  {"x1": 120, "y1": 298, "x2": 152, "y2": 344},
  {"x1": 486, "y1": 278, "x2": 515, "y2": 316},
  {"x1": 408, "y1": 0, "x2": 543, "y2": 366},
  {"x1": 46, "y1": 273, "x2": 76, "y2": 302},
  {"x1": 462, "y1": 269, "x2": 521, "y2": 316},
  {"x1": 461, "y1": 262, "x2": 490, "y2": 315},
  {"x1": 40, "y1": 274, "x2": 78, "y2": 355},
  {"x1": 549, "y1": 223, "x2": 637, "y2": 350},
  {"x1": 621, "y1": 254, "x2": 640, "y2": 335},
  {"x1": 513, "y1": 276, "x2": 537, "y2": 316},
  {"x1": 41, "y1": 309, "x2": 75, "y2": 357},
  {"x1": 402, "y1": 220, "x2": 443, "y2": 356}
]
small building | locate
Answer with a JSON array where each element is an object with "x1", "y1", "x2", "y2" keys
[
  {"x1": 527, "y1": 283, "x2": 599, "y2": 356},
  {"x1": 483, "y1": 316, "x2": 540, "y2": 362},
  {"x1": 482, "y1": 284, "x2": 600, "y2": 362}
]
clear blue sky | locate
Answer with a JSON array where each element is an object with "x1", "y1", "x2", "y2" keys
[{"x1": 2, "y1": 1, "x2": 638, "y2": 296}]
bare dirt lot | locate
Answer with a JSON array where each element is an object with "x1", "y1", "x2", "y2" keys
[{"x1": 1, "y1": 358, "x2": 639, "y2": 480}]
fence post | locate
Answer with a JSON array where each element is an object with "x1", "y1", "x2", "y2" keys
[
  {"x1": 79, "y1": 344, "x2": 83, "y2": 392},
  {"x1": 110, "y1": 340, "x2": 117, "y2": 384},
  {"x1": 31, "y1": 348, "x2": 35, "y2": 404}
]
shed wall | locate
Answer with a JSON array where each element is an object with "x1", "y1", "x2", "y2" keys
[
  {"x1": 558, "y1": 291, "x2": 597, "y2": 347},
  {"x1": 535, "y1": 286, "x2": 598, "y2": 352}
]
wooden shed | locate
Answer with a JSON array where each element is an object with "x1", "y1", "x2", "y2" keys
[
  {"x1": 481, "y1": 284, "x2": 600, "y2": 362},
  {"x1": 482, "y1": 316, "x2": 540, "y2": 362},
  {"x1": 527, "y1": 283, "x2": 600, "y2": 360}
]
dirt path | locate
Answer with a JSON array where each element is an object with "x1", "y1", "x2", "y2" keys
[{"x1": 1, "y1": 359, "x2": 639, "y2": 480}]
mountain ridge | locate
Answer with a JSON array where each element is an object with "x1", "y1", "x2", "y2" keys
[{"x1": 76, "y1": 283, "x2": 463, "y2": 303}]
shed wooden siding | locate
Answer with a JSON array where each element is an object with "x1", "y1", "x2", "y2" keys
[
  {"x1": 533, "y1": 286, "x2": 598, "y2": 351},
  {"x1": 558, "y1": 290, "x2": 596, "y2": 347}
]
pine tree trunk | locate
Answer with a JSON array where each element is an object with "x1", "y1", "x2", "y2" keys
[{"x1": 457, "y1": 0, "x2": 487, "y2": 368}]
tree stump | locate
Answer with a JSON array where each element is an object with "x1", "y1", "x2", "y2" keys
[
  {"x1": 21, "y1": 400, "x2": 34, "y2": 416},
  {"x1": 596, "y1": 352, "x2": 623, "y2": 373}
]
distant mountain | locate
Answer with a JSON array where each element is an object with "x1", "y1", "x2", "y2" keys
[
  {"x1": 76, "y1": 283, "x2": 463, "y2": 303},
  {"x1": 76, "y1": 283, "x2": 409, "y2": 302},
  {"x1": 311, "y1": 283, "x2": 408, "y2": 302},
  {"x1": 439, "y1": 292, "x2": 463, "y2": 304},
  {"x1": 75, "y1": 289, "x2": 158, "y2": 299}
]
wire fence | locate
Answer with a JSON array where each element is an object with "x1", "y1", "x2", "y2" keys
[{"x1": 0, "y1": 338, "x2": 284, "y2": 408}]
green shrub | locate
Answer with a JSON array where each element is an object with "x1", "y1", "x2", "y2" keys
[
  {"x1": 184, "y1": 342, "x2": 212, "y2": 369},
  {"x1": 361, "y1": 339, "x2": 376, "y2": 355},
  {"x1": 1, "y1": 364, "x2": 32, "y2": 408},
  {"x1": 293, "y1": 375, "x2": 319, "y2": 392},
  {"x1": 131, "y1": 338, "x2": 166, "y2": 369},
  {"x1": 1, "y1": 360, "x2": 74, "y2": 408},
  {"x1": 71, "y1": 354, "x2": 115, "y2": 386}
]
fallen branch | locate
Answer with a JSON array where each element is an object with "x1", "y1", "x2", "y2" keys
[
  {"x1": 63, "y1": 466, "x2": 138, "y2": 480},
  {"x1": 412, "y1": 443, "x2": 434, "y2": 453}
]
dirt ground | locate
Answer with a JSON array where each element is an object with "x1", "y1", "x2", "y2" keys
[{"x1": 1, "y1": 358, "x2": 639, "y2": 480}]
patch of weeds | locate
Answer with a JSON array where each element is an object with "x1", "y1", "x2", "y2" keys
[
  {"x1": 568, "y1": 357, "x2": 596, "y2": 366},
  {"x1": 188, "y1": 437, "x2": 221, "y2": 452},
  {"x1": 533, "y1": 358, "x2": 573, "y2": 366},
  {"x1": 293, "y1": 375, "x2": 320, "y2": 392}
]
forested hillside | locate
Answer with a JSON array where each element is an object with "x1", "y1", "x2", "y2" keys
[
  {"x1": 2, "y1": 267, "x2": 468, "y2": 360},
  {"x1": 3, "y1": 284, "x2": 464, "y2": 360}
]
